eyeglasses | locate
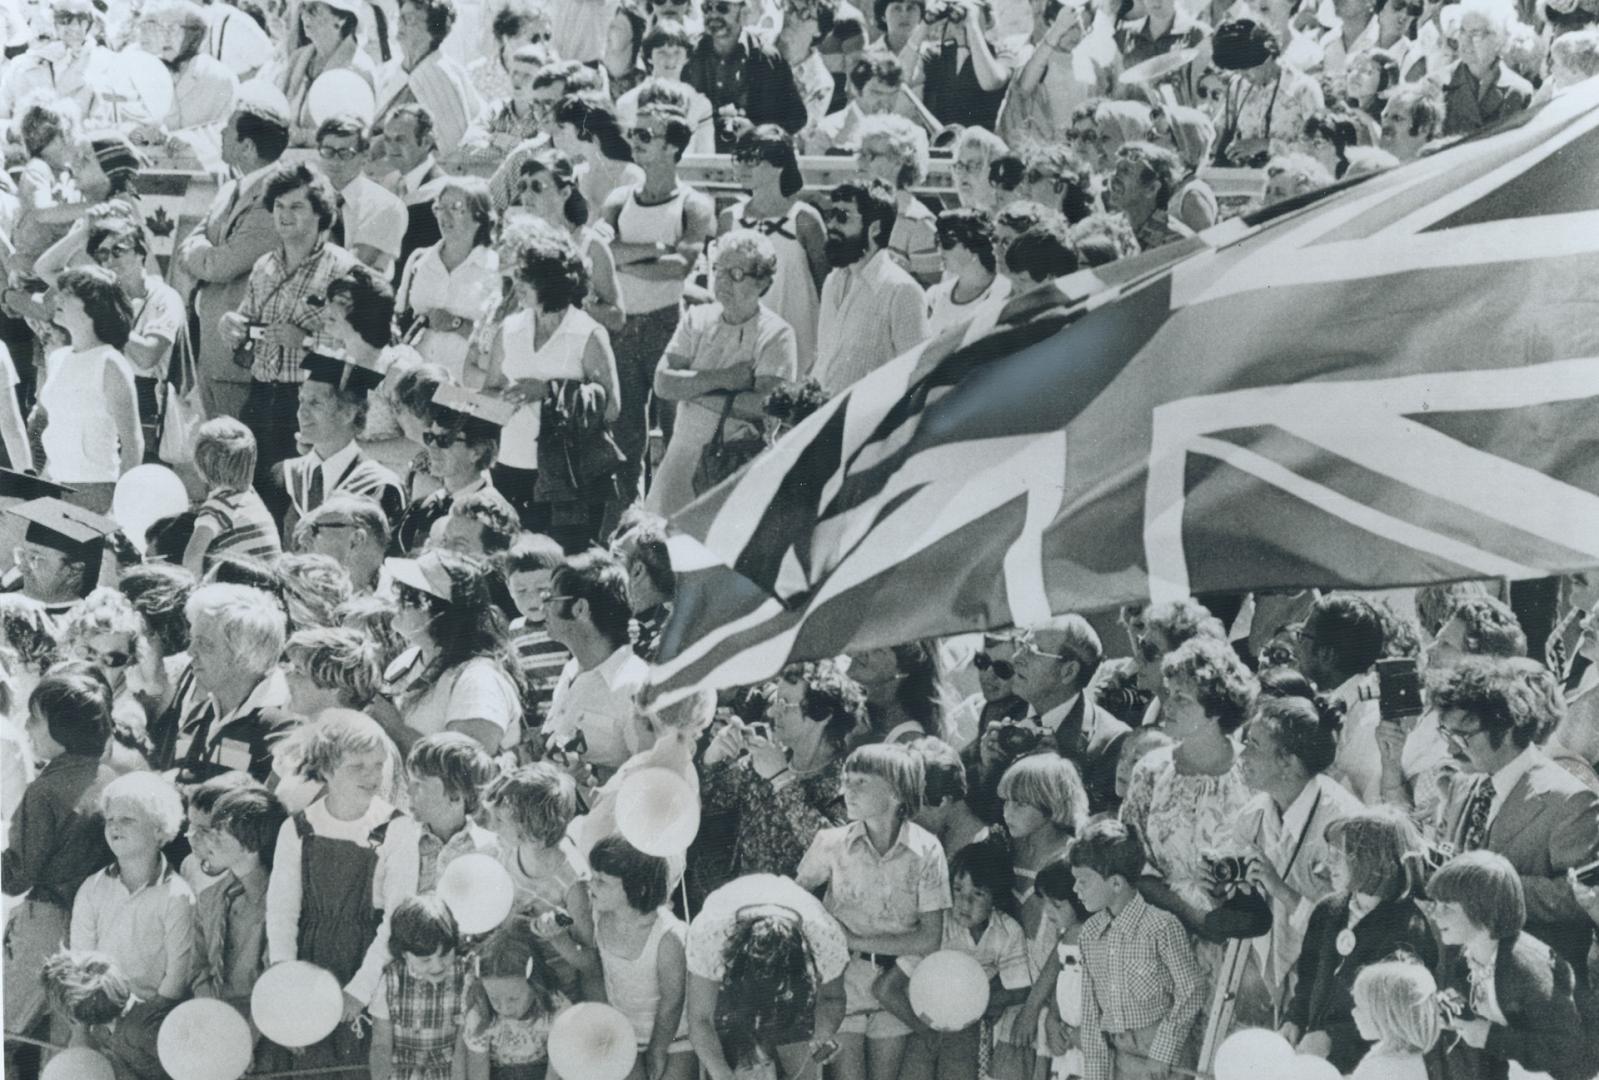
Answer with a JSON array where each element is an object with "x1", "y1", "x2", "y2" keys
[
  {"x1": 1197, "y1": 85, "x2": 1225, "y2": 102},
  {"x1": 519, "y1": 176, "x2": 551, "y2": 196},
  {"x1": 53, "y1": 11, "x2": 88, "y2": 23},
  {"x1": 716, "y1": 265, "x2": 772, "y2": 283},
  {"x1": 821, "y1": 206, "x2": 854, "y2": 224},
  {"x1": 950, "y1": 159, "x2": 984, "y2": 175},
  {"x1": 76, "y1": 645, "x2": 132, "y2": 669},
  {"x1": 628, "y1": 126, "x2": 663, "y2": 144},
  {"x1": 306, "y1": 520, "x2": 356, "y2": 539},
  {"x1": 13, "y1": 545, "x2": 67, "y2": 570},
  {"x1": 319, "y1": 144, "x2": 363, "y2": 161},
  {"x1": 1440, "y1": 724, "x2": 1485, "y2": 748},
  {"x1": 396, "y1": 584, "x2": 433, "y2": 609},
  {"x1": 422, "y1": 430, "x2": 461, "y2": 448},
  {"x1": 972, "y1": 652, "x2": 1015, "y2": 679},
  {"x1": 91, "y1": 244, "x2": 135, "y2": 264}
]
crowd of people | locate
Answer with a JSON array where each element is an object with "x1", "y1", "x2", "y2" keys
[{"x1": 3, "y1": 0, "x2": 1599, "y2": 1077}]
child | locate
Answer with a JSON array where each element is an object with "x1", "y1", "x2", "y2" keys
[
  {"x1": 795, "y1": 743, "x2": 951, "y2": 1080},
  {"x1": 182, "y1": 417, "x2": 282, "y2": 577},
  {"x1": 1348, "y1": 961, "x2": 1440, "y2": 1080},
  {"x1": 587, "y1": 834, "x2": 694, "y2": 1080},
  {"x1": 1027, "y1": 858, "x2": 1089, "y2": 1079},
  {"x1": 876, "y1": 837, "x2": 1032, "y2": 1080},
  {"x1": 1428, "y1": 850, "x2": 1587, "y2": 1080},
  {"x1": 176, "y1": 769, "x2": 257, "y2": 895},
  {"x1": 1111, "y1": 727, "x2": 1173, "y2": 809},
  {"x1": 462, "y1": 919, "x2": 572, "y2": 1079},
  {"x1": 406, "y1": 732, "x2": 501, "y2": 892},
  {"x1": 1282, "y1": 807, "x2": 1437, "y2": 1072},
  {"x1": 191, "y1": 784, "x2": 287, "y2": 1019},
  {"x1": 483, "y1": 762, "x2": 601, "y2": 998},
  {"x1": 370, "y1": 895, "x2": 471, "y2": 1080},
  {"x1": 2, "y1": 670, "x2": 116, "y2": 1054},
  {"x1": 503, "y1": 533, "x2": 572, "y2": 734},
  {"x1": 42, "y1": 949, "x2": 165, "y2": 1080},
  {"x1": 266, "y1": 710, "x2": 422, "y2": 1068},
  {"x1": 1070, "y1": 819, "x2": 1202, "y2": 1080}
]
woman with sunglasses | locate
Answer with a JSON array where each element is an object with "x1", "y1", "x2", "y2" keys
[
  {"x1": 385, "y1": 548, "x2": 528, "y2": 754},
  {"x1": 59, "y1": 586, "x2": 156, "y2": 740},
  {"x1": 721, "y1": 125, "x2": 827, "y2": 372},
  {"x1": 393, "y1": 392, "x2": 505, "y2": 555},
  {"x1": 514, "y1": 147, "x2": 626, "y2": 334},
  {"x1": 395, "y1": 177, "x2": 501, "y2": 383},
  {"x1": 644, "y1": 228, "x2": 796, "y2": 515},
  {"x1": 925, "y1": 206, "x2": 1010, "y2": 336},
  {"x1": 83, "y1": 220, "x2": 184, "y2": 451}
]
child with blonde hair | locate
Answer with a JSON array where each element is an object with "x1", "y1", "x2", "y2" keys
[
  {"x1": 183, "y1": 417, "x2": 281, "y2": 575},
  {"x1": 1349, "y1": 961, "x2": 1440, "y2": 1080}
]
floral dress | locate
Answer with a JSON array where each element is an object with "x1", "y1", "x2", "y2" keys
[
  {"x1": 698, "y1": 755, "x2": 846, "y2": 889},
  {"x1": 463, "y1": 991, "x2": 571, "y2": 1079}
]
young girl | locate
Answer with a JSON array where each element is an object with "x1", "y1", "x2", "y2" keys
[
  {"x1": 1428, "y1": 850, "x2": 1587, "y2": 1080},
  {"x1": 483, "y1": 763, "x2": 601, "y2": 999},
  {"x1": 1012, "y1": 857, "x2": 1087, "y2": 1080},
  {"x1": 265, "y1": 710, "x2": 421, "y2": 1069},
  {"x1": 876, "y1": 837, "x2": 1032, "y2": 1079},
  {"x1": 183, "y1": 417, "x2": 282, "y2": 575},
  {"x1": 588, "y1": 835, "x2": 694, "y2": 1080},
  {"x1": 1348, "y1": 961, "x2": 1440, "y2": 1080},
  {"x1": 1281, "y1": 806, "x2": 1438, "y2": 1073},
  {"x1": 795, "y1": 743, "x2": 951, "y2": 1080},
  {"x1": 370, "y1": 895, "x2": 470, "y2": 1080},
  {"x1": 463, "y1": 920, "x2": 572, "y2": 1080}
]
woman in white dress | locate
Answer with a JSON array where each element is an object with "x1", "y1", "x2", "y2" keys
[
  {"x1": 396, "y1": 176, "x2": 502, "y2": 383},
  {"x1": 645, "y1": 229, "x2": 796, "y2": 516}
]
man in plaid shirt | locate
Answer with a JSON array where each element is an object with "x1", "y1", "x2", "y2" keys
[
  {"x1": 1070, "y1": 820, "x2": 1203, "y2": 1080},
  {"x1": 221, "y1": 161, "x2": 356, "y2": 506}
]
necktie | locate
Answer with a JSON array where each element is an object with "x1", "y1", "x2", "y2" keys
[
  {"x1": 1460, "y1": 777, "x2": 1496, "y2": 852},
  {"x1": 307, "y1": 463, "x2": 325, "y2": 512},
  {"x1": 330, "y1": 210, "x2": 347, "y2": 249}
]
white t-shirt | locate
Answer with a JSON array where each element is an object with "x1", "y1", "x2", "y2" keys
[
  {"x1": 400, "y1": 656, "x2": 522, "y2": 742},
  {"x1": 128, "y1": 275, "x2": 186, "y2": 378}
]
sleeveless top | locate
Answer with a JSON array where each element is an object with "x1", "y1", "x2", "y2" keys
[
  {"x1": 728, "y1": 198, "x2": 819, "y2": 374},
  {"x1": 615, "y1": 185, "x2": 692, "y2": 315},
  {"x1": 597, "y1": 910, "x2": 690, "y2": 1046},
  {"x1": 39, "y1": 345, "x2": 138, "y2": 483},
  {"x1": 498, "y1": 307, "x2": 601, "y2": 469}
]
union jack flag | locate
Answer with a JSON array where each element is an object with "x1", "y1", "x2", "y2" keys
[{"x1": 646, "y1": 81, "x2": 1599, "y2": 704}]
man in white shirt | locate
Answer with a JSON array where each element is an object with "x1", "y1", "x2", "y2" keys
[
  {"x1": 1298, "y1": 592, "x2": 1387, "y2": 804},
  {"x1": 812, "y1": 178, "x2": 928, "y2": 396},
  {"x1": 377, "y1": 103, "x2": 449, "y2": 286},
  {"x1": 542, "y1": 551, "x2": 653, "y2": 781},
  {"x1": 315, "y1": 116, "x2": 407, "y2": 277}
]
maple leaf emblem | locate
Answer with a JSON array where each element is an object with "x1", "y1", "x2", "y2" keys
[{"x1": 146, "y1": 206, "x2": 176, "y2": 238}]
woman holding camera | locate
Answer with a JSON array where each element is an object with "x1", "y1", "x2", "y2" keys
[{"x1": 903, "y1": 0, "x2": 1016, "y2": 132}]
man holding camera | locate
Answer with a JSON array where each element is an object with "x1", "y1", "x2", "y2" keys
[
  {"x1": 683, "y1": 0, "x2": 809, "y2": 150},
  {"x1": 987, "y1": 614, "x2": 1129, "y2": 816}
]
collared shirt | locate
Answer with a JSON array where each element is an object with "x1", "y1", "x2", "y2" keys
[
  {"x1": 340, "y1": 174, "x2": 407, "y2": 262},
  {"x1": 399, "y1": 156, "x2": 444, "y2": 203},
  {"x1": 1038, "y1": 695, "x2": 1083, "y2": 736},
  {"x1": 71, "y1": 860, "x2": 198, "y2": 1001},
  {"x1": 1464, "y1": 938, "x2": 1506, "y2": 1025},
  {"x1": 795, "y1": 819, "x2": 951, "y2": 937},
  {"x1": 1487, "y1": 745, "x2": 1541, "y2": 828},
  {"x1": 1330, "y1": 671, "x2": 1383, "y2": 805},
  {"x1": 315, "y1": 440, "x2": 362, "y2": 502},
  {"x1": 177, "y1": 666, "x2": 295, "y2": 782},
  {"x1": 1078, "y1": 894, "x2": 1204, "y2": 1080},
  {"x1": 238, "y1": 242, "x2": 357, "y2": 382},
  {"x1": 417, "y1": 821, "x2": 498, "y2": 894},
  {"x1": 900, "y1": 908, "x2": 1031, "y2": 988},
  {"x1": 1, "y1": 752, "x2": 116, "y2": 908},
  {"x1": 192, "y1": 867, "x2": 268, "y2": 1011},
  {"x1": 545, "y1": 646, "x2": 652, "y2": 771},
  {"x1": 396, "y1": 243, "x2": 501, "y2": 378},
  {"x1": 814, "y1": 249, "x2": 929, "y2": 396}
]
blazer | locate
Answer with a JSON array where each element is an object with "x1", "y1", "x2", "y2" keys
[
  {"x1": 1286, "y1": 894, "x2": 1440, "y2": 1074},
  {"x1": 1434, "y1": 932, "x2": 1587, "y2": 1080},
  {"x1": 177, "y1": 170, "x2": 279, "y2": 386},
  {"x1": 1436, "y1": 751, "x2": 1599, "y2": 978},
  {"x1": 1440, "y1": 60, "x2": 1532, "y2": 137},
  {"x1": 276, "y1": 447, "x2": 406, "y2": 542},
  {"x1": 392, "y1": 161, "x2": 447, "y2": 290},
  {"x1": 1041, "y1": 693, "x2": 1130, "y2": 817}
]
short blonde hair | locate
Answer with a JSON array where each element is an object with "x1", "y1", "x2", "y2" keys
[
  {"x1": 858, "y1": 114, "x2": 929, "y2": 188},
  {"x1": 996, "y1": 753, "x2": 1088, "y2": 830},
  {"x1": 275, "y1": 553, "x2": 353, "y2": 631},
  {"x1": 953, "y1": 125, "x2": 1006, "y2": 165},
  {"x1": 290, "y1": 708, "x2": 393, "y2": 783},
  {"x1": 485, "y1": 762, "x2": 579, "y2": 846},
  {"x1": 194, "y1": 417, "x2": 258, "y2": 491},
  {"x1": 101, "y1": 771, "x2": 186, "y2": 845},
  {"x1": 714, "y1": 228, "x2": 779, "y2": 278},
  {"x1": 284, "y1": 627, "x2": 381, "y2": 707},
  {"x1": 1352, "y1": 961, "x2": 1441, "y2": 1054},
  {"x1": 185, "y1": 583, "x2": 287, "y2": 677},
  {"x1": 843, "y1": 742, "x2": 925, "y2": 820},
  {"x1": 60, "y1": 587, "x2": 143, "y2": 651}
]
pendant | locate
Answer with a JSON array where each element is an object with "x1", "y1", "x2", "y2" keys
[{"x1": 1335, "y1": 928, "x2": 1357, "y2": 957}]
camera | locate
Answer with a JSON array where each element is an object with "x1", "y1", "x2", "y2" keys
[
  {"x1": 922, "y1": 0, "x2": 968, "y2": 23},
  {"x1": 995, "y1": 721, "x2": 1045, "y2": 757},
  {"x1": 1375, "y1": 657, "x2": 1424, "y2": 723}
]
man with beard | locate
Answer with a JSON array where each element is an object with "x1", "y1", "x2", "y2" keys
[
  {"x1": 683, "y1": 0, "x2": 808, "y2": 150},
  {"x1": 812, "y1": 179, "x2": 928, "y2": 397}
]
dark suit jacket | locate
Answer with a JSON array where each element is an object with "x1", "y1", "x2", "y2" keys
[
  {"x1": 1441, "y1": 60, "x2": 1533, "y2": 137},
  {"x1": 1435, "y1": 932, "x2": 1587, "y2": 1080},
  {"x1": 1285, "y1": 894, "x2": 1440, "y2": 1073},
  {"x1": 393, "y1": 161, "x2": 446, "y2": 289},
  {"x1": 684, "y1": 31, "x2": 807, "y2": 151},
  {"x1": 1437, "y1": 752, "x2": 1599, "y2": 979},
  {"x1": 1038, "y1": 693, "x2": 1129, "y2": 816}
]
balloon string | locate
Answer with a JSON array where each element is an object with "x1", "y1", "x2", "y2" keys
[{"x1": 3, "y1": 1031, "x2": 68, "y2": 1052}]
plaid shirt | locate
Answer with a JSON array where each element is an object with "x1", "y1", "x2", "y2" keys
[
  {"x1": 374, "y1": 955, "x2": 469, "y2": 1080},
  {"x1": 237, "y1": 242, "x2": 356, "y2": 383},
  {"x1": 1078, "y1": 894, "x2": 1203, "y2": 1080}
]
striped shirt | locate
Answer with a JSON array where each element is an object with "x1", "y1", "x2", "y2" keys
[
  {"x1": 195, "y1": 487, "x2": 282, "y2": 566},
  {"x1": 510, "y1": 617, "x2": 570, "y2": 728}
]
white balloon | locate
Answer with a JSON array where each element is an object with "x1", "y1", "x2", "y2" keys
[
  {"x1": 1054, "y1": 946, "x2": 1083, "y2": 1027},
  {"x1": 88, "y1": 48, "x2": 175, "y2": 123},
  {"x1": 908, "y1": 950, "x2": 990, "y2": 1032},
  {"x1": 615, "y1": 766, "x2": 701, "y2": 857},
  {"x1": 1214, "y1": 1028, "x2": 1296, "y2": 1080},
  {"x1": 307, "y1": 69, "x2": 376, "y2": 126},
  {"x1": 251, "y1": 960, "x2": 343, "y2": 1048},
  {"x1": 42, "y1": 1047, "x2": 115, "y2": 1080},
  {"x1": 437, "y1": 852, "x2": 515, "y2": 935},
  {"x1": 1293, "y1": 1055, "x2": 1342, "y2": 1080},
  {"x1": 111, "y1": 464, "x2": 190, "y2": 552},
  {"x1": 547, "y1": 1002, "x2": 638, "y2": 1080},
  {"x1": 158, "y1": 999, "x2": 253, "y2": 1080}
]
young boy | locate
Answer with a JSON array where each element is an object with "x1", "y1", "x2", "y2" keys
[
  {"x1": 3, "y1": 670, "x2": 117, "y2": 1059},
  {"x1": 1070, "y1": 820, "x2": 1202, "y2": 1080},
  {"x1": 369, "y1": 894, "x2": 470, "y2": 1080},
  {"x1": 42, "y1": 949, "x2": 166, "y2": 1080},
  {"x1": 70, "y1": 772, "x2": 198, "y2": 1009},
  {"x1": 405, "y1": 732, "x2": 500, "y2": 892},
  {"x1": 191, "y1": 784, "x2": 287, "y2": 1019},
  {"x1": 175, "y1": 769, "x2": 258, "y2": 896},
  {"x1": 503, "y1": 532, "x2": 572, "y2": 738}
]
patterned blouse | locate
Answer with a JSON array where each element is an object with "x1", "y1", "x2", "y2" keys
[
  {"x1": 372, "y1": 955, "x2": 470, "y2": 1080},
  {"x1": 700, "y1": 754, "x2": 847, "y2": 884}
]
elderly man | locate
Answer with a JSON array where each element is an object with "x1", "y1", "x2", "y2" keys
[
  {"x1": 372, "y1": 0, "x2": 482, "y2": 153},
  {"x1": 297, "y1": 494, "x2": 391, "y2": 596},
  {"x1": 3, "y1": 496, "x2": 115, "y2": 620},
  {"x1": 1432, "y1": 658, "x2": 1599, "y2": 983},
  {"x1": 1441, "y1": 0, "x2": 1532, "y2": 136},
  {"x1": 171, "y1": 583, "x2": 296, "y2": 784}
]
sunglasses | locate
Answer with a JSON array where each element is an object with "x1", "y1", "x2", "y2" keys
[
  {"x1": 734, "y1": 151, "x2": 771, "y2": 166},
  {"x1": 972, "y1": 652, "x2": 1015, "y2": 679},
  {"x1": 628, "y1": 126, "x2": 663, "y2": 144},
  {"x1": 1197, "y1": 85, "x2": 1225, "y2": 101},
  {"x1": 92, "y1": 244, "x2": 136, "y2": 264},
  {"x1": 822, "y1": 206, "x2": 854, "y2": 224},
  {"x1": 1024, "y1": 169, "x2": 1070, "y2": 194},
  {"x1": 396, "y1": 584, "x2": 434, "y2": 609},
  {"x1": 519, "y1": 176, "x2": 551, "y2": 196},
  {"x1": 422, "y1": 429, "x2": 461, "y2": 448},
  {"x1": 319, "y1": 144, "x2": 363, "y2": 161},
  {"x1": 950, "y1": 159, "x2": 984, "y2": 175},
  {"x1": 717, "y1": 266, "x2": 772, "y2": 283},
  {"x1": 78, "y1": 646, "x2": 133, "y2": 670},
  {"x1": 305, "y1": 520, "x2": 356, "y2": 539}
]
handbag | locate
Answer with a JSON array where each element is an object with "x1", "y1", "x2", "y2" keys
[
  {"x1": 691, "y1": 392, "x2": 765, "y2": 496},
  {"x1": 159, "y1": 316, "x2": 206, "y2": 464},
  {"x1": 533, "y1": 379, "x2": 625, "y2": 505}
]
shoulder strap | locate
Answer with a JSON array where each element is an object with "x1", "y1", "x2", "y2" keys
[
  {"x1": 293, "y1": 810, "x2": 314, "y2": 840},
  {"x1": 367, "y1": 807, "x2": 404, "y2": 846}
]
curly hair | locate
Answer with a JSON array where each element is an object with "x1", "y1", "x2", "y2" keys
[
  {"x1": 858, "y1": 113, "x2": 929, "y2": 188},
  {"x1": 56, "y1": 266, "x2": 133, "y2": 350},
  {"x1": 0, "y1": 593, "x2": 62, "y2": 674},
  {"x1": 59, "y1": 587, "x2": 143, "y2": 655},
  {"x1": 1427, "y1": 657, "x2": 1528, "y2": 749},
  {"x1": 1161, "y1": 636, "x2": 1259, "y2": 733},
  {"x1": 1141, "y1": 598, "x2": 1226, "y2": 661},
  {"x1": 42, "y1": 950, "x2": 130, "y2": 1027},
  {"x1": 263, "y1": 160, "x2": 339, "y2": 232},
  {"x1": 274, "y1": 553, "x2": 354, "y2": 632},
  {"x1": 746, "y1": 658, "x2": 868, "y2": 750},
  {"x1": 514, "y1": 228, "x2": 590, "y2": 312},
  {"x1": 1448, "y1": 596, "x2": 1527, "y2": 659},
  {"x1": 935, "y1": 206, "x2": 996, "y2": 272},
  {"x1": 717, "y1": 914, "x2": 819, "y2": 1069},
  {"x1": 284, "y1": 626, "x2": 382, "y2": 708}
]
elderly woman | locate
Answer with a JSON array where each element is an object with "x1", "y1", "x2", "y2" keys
[
  {"x1": 85, "y1": 220, "x2": 185, "y2": 453},
  {"x1": 698, "y1": 660, "x2": 863, "y2": 887},
  {"x1": 854, "y1": 114, "x2": 940, "y2": 288},
  {"x1": 279, "y1": 0, "x2": 379, "y2": 145},
  {"x1": 173, "y1": 582, "x2": 295, "y2": 785},
  {"x1": 949, "y1": 125, "x2": 1007, "y2": 211},
  {"x1": 1014, "y1": 142, "x2": 1094, "y2": 224},
  {"x1": 372, "y1": 0, "x2": 483, "y2": 153},
  {"x1": 132, "y1": 0, "x2": 238, "y2": 153},
  {"x1": 1104, "y1": 141, "x2": 1194, "y2": 252},
  {"x1": 395, "y1": 177, "x2": 500, "y2": 381},
  {"x1": 60, "y1": 587, "x2": 153, "y2": 737},
  {"x1": 0, "y1": 0, "x2": 114, "y2": 121},
  {"x1": 645, "y1": 228, "x2": 797, "y2": 515},
  {"x1": 925, "y1": 206, "x2": 1009, "y2": 335}
]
